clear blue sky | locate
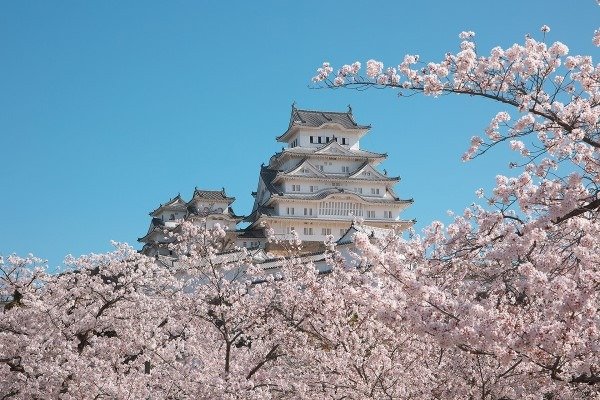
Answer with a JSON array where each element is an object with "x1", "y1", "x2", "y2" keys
[{"x1": 1, "y1": 1, "x2": 598, "y2": 268}]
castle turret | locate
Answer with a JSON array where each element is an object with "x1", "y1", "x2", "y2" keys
[{"x1": 139, "y1": 188, "x2": 242, "y2": 257}]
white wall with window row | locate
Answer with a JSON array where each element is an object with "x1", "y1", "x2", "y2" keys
[
  {"x1": 285, "y1": 181, "x2": 386, "y2": 196},
  {"x1": 278, "y1": 201, "x2": 396, "y2": 220},
  {"x1": 286, "y1": 128, "x2": 361, "y2": 149}
]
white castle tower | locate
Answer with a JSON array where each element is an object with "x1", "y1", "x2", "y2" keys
[{"x1": 238, "y1": 105, "x2": 414, "y2": 250}]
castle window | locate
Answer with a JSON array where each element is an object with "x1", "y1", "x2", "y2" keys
[
  {"x1": 371, "y1": 188, "x2": 380, "y2": 195},
  {"x1": 318, "y1": 137, "x2": 322, "y2": 144},
  {"x1": 287, "y1": 207, "x2": 295, "y2": 215},
  {"x1": 322, "y1": 228, "x2": 331, "y2": 235},
  {"x1": 169, "y1": 214, "x2": 175, "y2": 221},
  {"x1": 292, "y1": 184, "x2": 300, "y2": 192},
  {"x1": 326, "y1": 137, "x2": 330, "y2": 142},
  {"x1": 310, "y1": 136, "x2": 314, "y2": 143},
  {"x1": 341, "y1": 138, "x2": 347, "y2": 145},
  {"x1": 355, "y1": 187, "x2": 363, "y2": 194},
  {"x1": 303, "y1": 227, "x2": 313, "y2": 235},
  {"x1": 384, "y1": 211, "x2": 392, "y2": 218},
  {"x1": 367, "y1": 210, "x2": 376, "y2": 218},
  {"x1": 310, "y1": 185, "x2": 318, "y2": 192},
  {"x1": 342, "y1": 166, "x2": 350, "y2": 173}
]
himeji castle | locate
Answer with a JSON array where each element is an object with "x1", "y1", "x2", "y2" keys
[{"x1": 139, "y1": 105, "x2": 414, "y2": 258}]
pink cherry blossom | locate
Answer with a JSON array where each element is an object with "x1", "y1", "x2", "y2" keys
[{"x1": 314, "y1": 23, "x2": 600, "y2": 398}]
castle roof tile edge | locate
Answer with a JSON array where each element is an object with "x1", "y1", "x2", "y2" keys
[
  {"x1": 271, "y1": 146, "x2": 387, "y2": 163},
  {"x1": 190, "y1": 187, "x2": 235, "y2": 203},
  {"x1": 149, "y1": 188, "x2": 237, "y2": 217},
  {"x1": 149, "y1": 194, "x2": 188, "y2": 216},
  {"x1": 243, "y1": 205, "x2": 275, "y2": 223},
  {"x1": 276, "y1": 106, "x2": 371, "y2": 142},
  {"x1": 264, "y1": 188, "x2": 414, "y2": 204}
]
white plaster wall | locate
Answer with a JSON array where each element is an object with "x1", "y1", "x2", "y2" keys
[
  {"x1": 291, "y1": 128, "x2": 364, "y2": 149},
  {"x1": 281, "y1": 177, "x2": 386, "y2": 196},
  {"x1": 190, "y1": 200, "x2": 229, "y2": 214},
  {"x1": 273, "y1": 197, "x2": 406, "y2": 221},
  {"x1": 158, "y1": 211, "x2": 185, "y2": 222}
]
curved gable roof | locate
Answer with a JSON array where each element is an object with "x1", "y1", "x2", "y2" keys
[
  {"x1": 277, "y1": 106, "x2": 370, "y2": 142},
  {"x1": 349, "y1": 163, "x2": 398, "y2": 181},
  {"x1": 189, "y1": 188, "x2": 235, "y2": 204},
  {"x1": 149, "y1": 194, "x2": 188, "y2": 216}
]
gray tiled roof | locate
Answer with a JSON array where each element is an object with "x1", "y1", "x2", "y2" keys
[
  {"x1": 243, "y1": 205, "x2": 275, "y2": 223},
  {"x1": 277, "y1": 106, "x2": 370, "y2": 141},
  {"x1": 149, "y1": 194, "x2": 188, "y2": 216},
  {"x1": 267, "y1": 188, "x2": 413, "y2": 204},
  {"x1": 270, "y1": 145, "x2": 386, "y2": 162},
  {"x1": 260, "y1": 166, "x2": 282, "y2": 195},
  {"x1": 190, "y1": 187, "x2": 235, "y2": 203},
  {"x1": 291, "y1": 108, "x2": 369, "y2": 130}
]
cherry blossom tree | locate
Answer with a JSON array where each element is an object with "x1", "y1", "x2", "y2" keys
[
  {"x1": 314, "y1": 20, "x2": 600, "y2": 399},
  {"x1": 1, "y1": 225, "x2": 438, "y2": 399}
]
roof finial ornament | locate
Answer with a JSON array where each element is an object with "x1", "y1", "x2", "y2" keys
[
  {"x1": 291, "y1": 101, "x2": 296, "y2": 109},
  {"x1": 347, "y1": 104, "x2": 352, "y2": 113}
]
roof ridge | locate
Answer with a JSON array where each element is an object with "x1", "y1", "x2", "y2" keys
[{"x1": 295, "y1": 107, "x2": 351, "y2": 115}]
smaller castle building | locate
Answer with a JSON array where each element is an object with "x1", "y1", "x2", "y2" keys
[{"x1": 139, "y1": 188, "x2": 242, "y2": 257}]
